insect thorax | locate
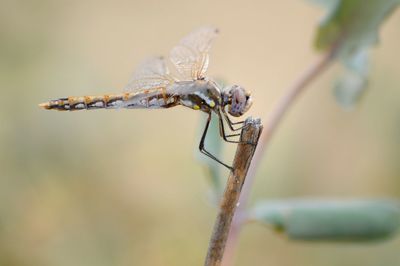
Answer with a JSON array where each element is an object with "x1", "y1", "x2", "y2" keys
[{"x1": 173, "y1": 80, "x2": 221, "y2": 112}]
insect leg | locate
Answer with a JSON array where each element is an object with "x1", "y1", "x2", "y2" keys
[
  {"x1": 217, "y1": 111, "x2": 243, "y2": 144},
  {"x1": 221, "y1": 108, "x2": 245, "y2": 131},
  {"x1": 218, "y1": 111, "x2": 255, "y2": 146},
  {"x1": 199, "y1": 112, "x2": 233, "y2": 170}
]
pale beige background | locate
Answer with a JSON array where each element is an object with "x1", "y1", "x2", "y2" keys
[{"x1": 1, "y1": 0, "x2": 400, "y2": 265}]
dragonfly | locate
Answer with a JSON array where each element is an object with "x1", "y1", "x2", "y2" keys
[{"x1": 39, "y1": 26, "x2": 253, "y2": 169}]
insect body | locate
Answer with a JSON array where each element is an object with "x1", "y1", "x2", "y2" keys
[{"x1": 40, "y1": 27, "x2": 253, "y2": 169}]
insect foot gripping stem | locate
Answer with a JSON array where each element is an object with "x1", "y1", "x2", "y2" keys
[{"x1": 238, "y1": 117, "x2": 260, "y2": 146}]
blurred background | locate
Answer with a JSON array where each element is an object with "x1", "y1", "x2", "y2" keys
[{"x1": 1, "y1": 0, "x2": 400, "y2": 265}]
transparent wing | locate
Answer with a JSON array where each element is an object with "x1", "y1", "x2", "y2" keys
[
  {"x1": 169, "y1": 26, "x2": 219, "y2": 81},
  {"x1": 123, "y1": 56, "x2": 174, "y2": 93}
]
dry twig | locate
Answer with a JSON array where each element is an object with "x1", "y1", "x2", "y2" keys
[{"x1": 205, "y1": 117, "x2": 263, "y2": 266}]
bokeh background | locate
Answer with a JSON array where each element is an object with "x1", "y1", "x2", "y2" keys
[{"x1": 1, "y1": 1, "x2": 400, "y2": 265}]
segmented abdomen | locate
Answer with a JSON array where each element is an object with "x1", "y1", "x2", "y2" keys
[
  {"x1": 39, "y1": 94, "x2": 126, "y2": 111},
  {"x1": 39, "y1": 90, "x2": 178, "y2": 111}
]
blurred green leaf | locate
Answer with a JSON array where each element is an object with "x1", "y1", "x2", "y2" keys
[
  {"x1": 251, "y1": 199, "x2": 400, "y2": 242},
  {"x1": 333, "y1": 48, "x2": 369, "y2": 109},
  {"x1": 312, "y1": 0, "x2": 399, "y2": 107},
  {"x1": 314, "y1": 0, "x2": 399, "y2": 56}
]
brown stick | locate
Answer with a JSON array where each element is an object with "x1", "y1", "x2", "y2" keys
[{"x1": 205, "y1": 117, "x2": 263, "y2": 266}]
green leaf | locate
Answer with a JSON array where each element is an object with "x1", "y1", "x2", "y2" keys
[
  {"x1": 314, "y1": 0, "x2": 399, "y2": 56},
  {"x1": 251, "y1": 199, "x2": 400, "y2": 242},
  {"x1": 333, "y1": 48, "x2": 369, "y2": 109},
  {"x1": 312, "y1": 0, "x2": 400, "y2": 107}
]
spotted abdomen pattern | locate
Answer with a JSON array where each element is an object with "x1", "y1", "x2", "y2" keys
[{"x1": 40, "y1": 91, "x2": 178, "y2": 111}]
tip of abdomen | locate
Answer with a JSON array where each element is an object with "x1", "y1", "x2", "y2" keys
[
  {"x1": 38, "y1": 99, "x2": 70, "y2": 111},
  {"x1": 38, "y1": 102, "x2": 51, "y2": 110}
]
